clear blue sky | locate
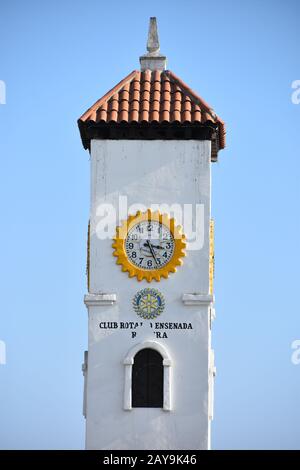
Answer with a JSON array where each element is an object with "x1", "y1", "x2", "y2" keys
[{"x1": 0, "y1": 0, "x2": 299, "y2": 450}]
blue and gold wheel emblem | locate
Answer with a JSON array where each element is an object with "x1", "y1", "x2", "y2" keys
[{"x1": 133, "y1": 288, "x2": 165, "y2": 320}]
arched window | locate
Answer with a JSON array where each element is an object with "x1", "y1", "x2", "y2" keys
[
  {"x1": 132, "y1": 348, "x2": 163, "y2": 408},
  {"x1": 123, "y1": 341, "x2": 172, "y2": 411}
]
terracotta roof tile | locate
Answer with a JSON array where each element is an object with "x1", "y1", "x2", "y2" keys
[{"x1": 78, "y1": 69, "x2": 226, "y2": 151}]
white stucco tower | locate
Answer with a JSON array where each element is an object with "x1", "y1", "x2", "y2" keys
[{"x1": 78, "y1": 18, "x2": 225, "y2": 450}]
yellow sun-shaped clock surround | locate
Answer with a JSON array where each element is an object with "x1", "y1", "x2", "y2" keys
[{"x1": 112, "y1": 209, "x2": 186, "y2": 282}]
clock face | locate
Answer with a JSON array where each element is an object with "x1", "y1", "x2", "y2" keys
[
  {"x1": 125, "y1": 221, "x2": 175, "y2": 270},
  {"x1": 113, "y1": 210, "x2": 186, "y2": 282}
]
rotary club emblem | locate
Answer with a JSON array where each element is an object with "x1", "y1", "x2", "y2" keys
[{"x1": 133, "y1": 288, "x2": 165, "y2": 320}]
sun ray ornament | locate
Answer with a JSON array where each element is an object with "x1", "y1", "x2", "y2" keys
[{"x1": 112, "y1": 209, "x2": 186, "y2": 282}]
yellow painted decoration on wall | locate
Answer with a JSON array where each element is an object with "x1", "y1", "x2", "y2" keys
[
  {"x1": 112, "y1": 209, "x2": 186, "y2": 282},
  {"x1": 209, "y1": 219, "x2": 215, "y2": 295},
  {"x1": 87, "y1": 220, "x2": 90, "y2": 292}
]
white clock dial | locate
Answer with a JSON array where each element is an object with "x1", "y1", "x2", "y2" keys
[{"x1": 125, "y1": 221, "x2": 175, "y2": 270}]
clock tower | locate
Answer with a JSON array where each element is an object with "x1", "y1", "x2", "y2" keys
[{"x1": 78, "y1": 18, "x2": 225, "y2": 450}]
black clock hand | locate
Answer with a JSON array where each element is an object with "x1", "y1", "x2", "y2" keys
[
  {"x1": 146, "y1": 240, "x2": 158, "y2": 267},
  {"x1": 143, "y1": 243, "x2": 163, "y2": 250}
]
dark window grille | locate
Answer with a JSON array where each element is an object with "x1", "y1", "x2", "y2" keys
[{"x1": 132, "y1": 348, "x2": 163, "y2": 408}]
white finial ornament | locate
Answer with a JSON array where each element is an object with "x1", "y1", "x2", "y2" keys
[{"x1": 140, "y1": 17, "x2": 167, "y2": 71}]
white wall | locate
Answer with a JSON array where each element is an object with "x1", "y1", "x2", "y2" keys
[{"x1": 85, "y1": 140, "x2": 213, "y2": 450}]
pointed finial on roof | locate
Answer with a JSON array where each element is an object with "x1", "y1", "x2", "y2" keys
[
  {"x1": 140, "y1": 17, "x2": 167, "y2": 71},
  {"x1": 147, "y1": 17, "x2": 160, "y2": 53}
]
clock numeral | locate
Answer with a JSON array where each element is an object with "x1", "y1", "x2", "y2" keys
[
  {"x1": 166, "y1": 242, "x2": 171, "y2": 249},
  {"x1": 163, "y1": 252, "x2": 168, "y2": 258},
  {"x1": 139, "y1": 257, "x2": 144, "y2": 265},
  {"x1": 156, "y1": 258, "x2": 161, "y2": 265},
  {"x1": 131, "y1": 252, "x2": 137, "y2": 259},
  {"x1": 147, "y1": 260, "x2": 153, "y2": 267},
  {"x1": 128, "y1": 242, "x2": 134, "y2": 249}
]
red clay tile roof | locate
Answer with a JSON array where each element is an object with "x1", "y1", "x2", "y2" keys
[{"x1": 78, "y1": 69, "x2": 225, "y2": 154}]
